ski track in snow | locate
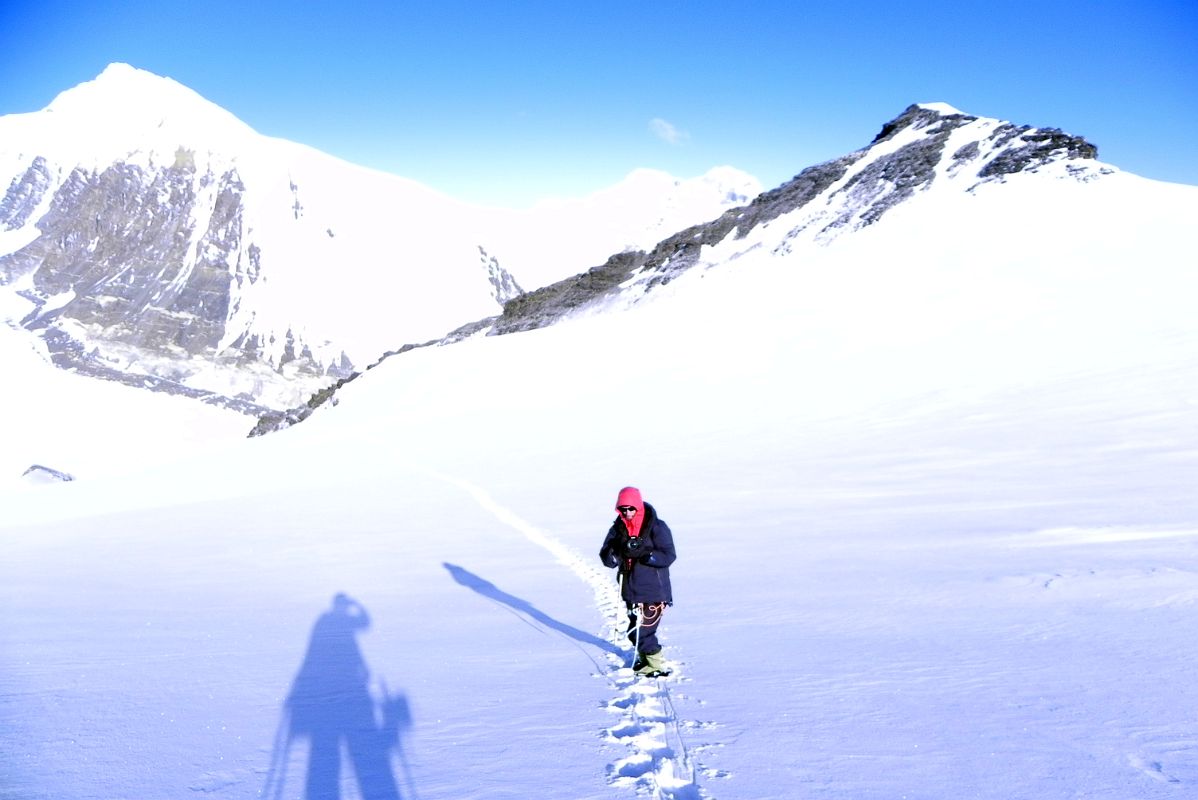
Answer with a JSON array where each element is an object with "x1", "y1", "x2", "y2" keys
[{"x1": 429, "y1": 469, "x2": 718, "y2": 798}]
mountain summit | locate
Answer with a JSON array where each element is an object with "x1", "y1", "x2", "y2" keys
[{"x1": 36, "y1": 63, "x2": 256, "y2": 161}]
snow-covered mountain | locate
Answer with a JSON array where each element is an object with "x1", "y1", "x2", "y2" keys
[
  {"x1": 489, "y1": 101, "x2": 1115, "y2": 334},
  {"x1": 253, "y1": 98, "x2": 1192, "y2": 435},
  {"x1": 0, "y1": 63, "x2": 758, "y2": 411},
  {"x1": 1, "y1": 93, "x2": 1196, "y2": 799}
]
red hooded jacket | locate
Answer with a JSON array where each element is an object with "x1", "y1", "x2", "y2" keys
[{"x1": 600, "y1": 486, "x2": 676, "y2": 605}]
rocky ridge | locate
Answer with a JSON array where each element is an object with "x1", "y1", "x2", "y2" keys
[
  {"x1": 250, "y1": 103, "x2": 1109, "y2": 434},
  {"x1": 492, "y1": 104, "x2": 1104, "y2": 334}
]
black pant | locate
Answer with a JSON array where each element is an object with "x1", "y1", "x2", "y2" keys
[{"x1": 626, "y1": 602, "x2": 666, "y2": 655}]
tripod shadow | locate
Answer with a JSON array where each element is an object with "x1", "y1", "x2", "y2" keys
[
  {"x1": 263, "y1": 593, "x2": 416, "y2": 800},
  {"x1": 444, "y1": 562, "x2": 622, "y2": 656}
]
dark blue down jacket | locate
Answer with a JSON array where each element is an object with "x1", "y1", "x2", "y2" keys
[{"x1": 599, "y1": 502, "x2": 675, "y2": 605}]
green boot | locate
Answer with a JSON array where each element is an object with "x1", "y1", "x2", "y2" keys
[{"x1": 636, "y1": 650, "x2": 670, "y2": 678}]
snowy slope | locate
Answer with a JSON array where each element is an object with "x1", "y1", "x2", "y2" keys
[
  {"x1": 0, "y1": 295, "x2": 251, "y2": 486},
  {"x1": 478, "y1": 165, "x2": 761, "y2": 291},
  {"x1": 2, "y1": 126, "x2": 1197, "y2": 800}
]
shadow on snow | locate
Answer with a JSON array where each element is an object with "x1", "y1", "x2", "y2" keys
[
  {"x1": 263, "y1": 593, "x2": 416, "y2": 800},
  {"x1": 443, "y1": 562, "x2": 621, "y2": 657}
]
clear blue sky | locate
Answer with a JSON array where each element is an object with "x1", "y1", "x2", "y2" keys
[{"x1": 1, "y1": 0, "x2": 1195, "y2": 206}]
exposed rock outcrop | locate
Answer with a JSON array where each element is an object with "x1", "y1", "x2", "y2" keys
[{"x1": 21, "y1": 464, "x2": 76, "y2": 484}]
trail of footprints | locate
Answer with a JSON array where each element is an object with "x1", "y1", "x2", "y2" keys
[
  {"x1": 443, "y1": 476, "x2": 729, "y2": 798},
  {"x1": 595, "y1": 595, "x2": 729, "y2": 798}
]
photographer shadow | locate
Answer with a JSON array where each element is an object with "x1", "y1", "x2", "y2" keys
[{"x1": 264, "y1": 593, "x2": 414, "y2": 800}]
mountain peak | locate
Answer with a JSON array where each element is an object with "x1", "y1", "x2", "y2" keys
[
  {"x1": 870, "y1": 103, "x2": 1099, "y2": 168},
  {"x1": 870, "y1": 103, "x2": 978, "y2": 146},
  {"x1": 49, "y1": 63, "x2": 204, "y2": 113},
  {"x1": 95, "y1": 61, "x2": 161, "y2": 85},
  {"x1": 916, "y1": 101, "x2": 967, "y2": 116},
  {"x1": 39, "y1": 63, "x2": 254, "y2": 157}
]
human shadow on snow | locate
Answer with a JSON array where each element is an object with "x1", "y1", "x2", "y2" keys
[
  {"x1": 444, "y1": 562, "x2": 622, "y2": 656},
  {"x1": 263, "y1": 593, "x2": 416, "y2": 800}
]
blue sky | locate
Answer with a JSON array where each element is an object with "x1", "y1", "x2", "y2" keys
[{"x1": 1, "y1": 0, "x2": 1195, "y2": 207}]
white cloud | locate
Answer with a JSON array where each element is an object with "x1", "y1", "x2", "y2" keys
[{"x1": 649, "y1": 117, "x2": 689, "y2": 145}]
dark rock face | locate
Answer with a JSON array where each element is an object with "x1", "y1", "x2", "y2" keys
[
  {"x1": 494, "y1": 250, "x2": 646, "y2": 335},
  {"x1": 870, "y1": 104, "x2": 975, "y2": 146},
  {"x1": 13, "y1": 161, "x2": 232, "y2": 354},
  {"x1": 0, "y1": 157, "x2": 352, "y2": 412},
  {"x1": 731, "y1": 154, "x2": 865, "y2": 237},
  {"x1": 979, "y1": 126, "x2": 1099, "y2": 178},
  {"x1": 0, "y1": 157, "x2": 55, "y2": 233},
  {"x1": 833, "y1": 111, "x2": 977, "y2": 227}
]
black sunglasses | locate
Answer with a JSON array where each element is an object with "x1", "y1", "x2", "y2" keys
[{"x1": 618, "y1": 506, "x2": 637, "y2": 515}]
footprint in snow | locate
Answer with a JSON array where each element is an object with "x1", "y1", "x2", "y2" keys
[{"x1": 1129, "y1": 753, "x2": 1181, "y2": 784}]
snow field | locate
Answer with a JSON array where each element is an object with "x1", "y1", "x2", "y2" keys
[{"x1": 2, "y1": 144, "x2": 1198, "y2": 798}]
